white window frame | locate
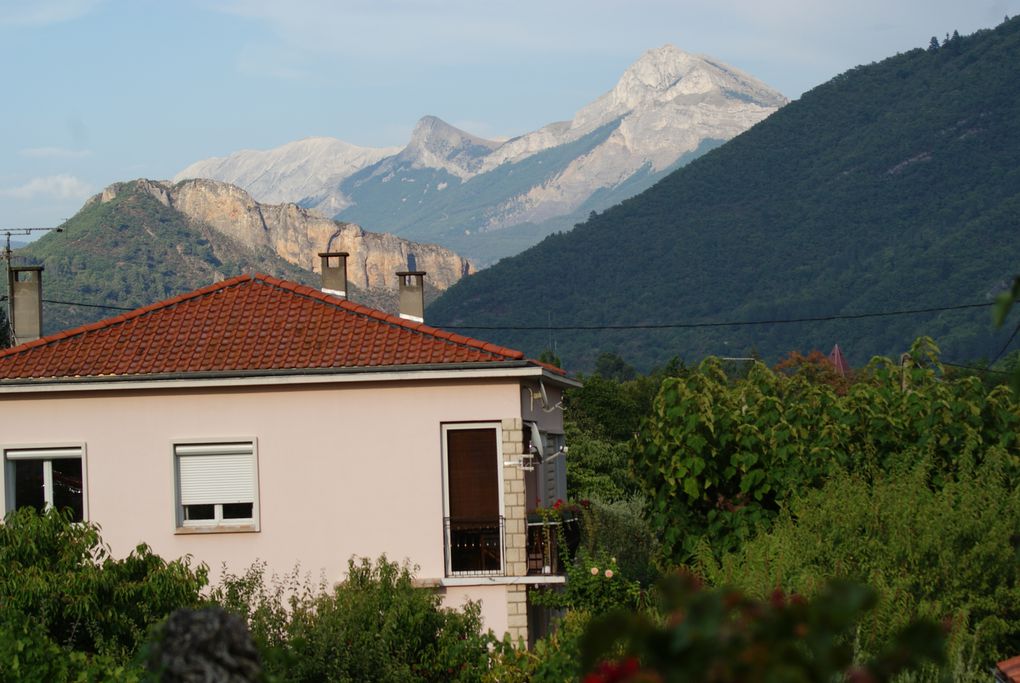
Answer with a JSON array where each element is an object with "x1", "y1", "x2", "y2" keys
[
  {"x1": 440, "y1": 422, "x2": 506, "y2": 577},
  {"x1": 172, "y1": 439, "x2": 259, "y2": 534},
  {"x1": 1, "y1": 443, "x2": 89, "y2": 521}
]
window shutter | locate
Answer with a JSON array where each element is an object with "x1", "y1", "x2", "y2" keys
[
  {"x1": 446, "y1": 429, "x2": 498, "y2": 520},
  {"x1": 6, "y1": 447, "x2": 82, "y2": 460},
  {"x1": 176, "y1": 443, "x2": 254, "y2": 506}
]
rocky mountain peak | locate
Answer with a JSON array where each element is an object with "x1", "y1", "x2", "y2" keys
[
  {"x1": 399, "y1": 115, "x2": 500, "y2": 177},
  {"x1": 606, "y1": 44, "x2": 785, "y2": 111},
  {"x1": 620, "y1": 44, "x2": 699, "y2": 91}
]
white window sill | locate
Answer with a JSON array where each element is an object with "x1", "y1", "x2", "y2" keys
[
  {"x1": 174, "y1": 523, "x2": 259, "y2": 535},
  {"x1": 439, "y1": 575, "x2": 566, "y2": 587}
]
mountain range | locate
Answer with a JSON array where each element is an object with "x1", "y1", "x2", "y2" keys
[
  {"x1": 10, "y1": 179, "x2": 470, "y2": 335},
  {"x1": 177, "y1": 45, "x2": 787, "y2": 263},
  {"x1": 427, "y1": 18, "x2": 1020, "y2": 371}
]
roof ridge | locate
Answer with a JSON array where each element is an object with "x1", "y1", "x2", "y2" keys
[
  {"x1": 251, "y1": 274, "x2": 526, "y2": 361},
  {"x1": 0, "y1": 274, "x2": 255, "y2": 361}
]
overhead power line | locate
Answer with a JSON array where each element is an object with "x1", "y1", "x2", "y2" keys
[
  {"x1": 434, "y1": 301, "x2": 995, "y2": 331},
  {"x1": 40, "y1": 298, "x2": 135, "y2": 311}
]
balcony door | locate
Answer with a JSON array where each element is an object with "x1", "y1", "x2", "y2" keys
[{"x1": 442, "y1": 424, "x2": 504, "y2": 576}]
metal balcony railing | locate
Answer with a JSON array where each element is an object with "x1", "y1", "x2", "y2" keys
[
  {"x1": 527, "y1": 521, "x2": 564, "y2": 575},
  {"x1": 443, "y1": 516, "x2": 505, "y2": 576}
]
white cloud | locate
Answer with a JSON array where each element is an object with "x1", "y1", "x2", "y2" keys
[
  {"x1": 0, "y1": 175, "x2": 93, "y2": 201},
  {"x1": 18, "y1": 147, "x2": 92, "y2": 159},
  {"x1": 0, "y1": 0, "x2": 103, "y2": 26}
]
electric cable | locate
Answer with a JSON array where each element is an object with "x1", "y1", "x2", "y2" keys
[{"x1": 432, "y1": 301, "x2": 994, "y2": 331}]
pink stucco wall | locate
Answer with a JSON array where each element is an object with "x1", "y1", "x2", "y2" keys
[{"x1": 0, "y1": 377, "x2": 537, "y2": 635}]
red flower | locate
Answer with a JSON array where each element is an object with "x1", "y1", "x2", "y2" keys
[
  {"x1": 584, "y1": 657, "x2": 641, "y2": 683},
  {"x1": 553, "y1": 498, "x2": 564, "y2": 510}
]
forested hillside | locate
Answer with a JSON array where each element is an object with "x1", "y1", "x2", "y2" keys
[{"x1": 428, "y1": 18, "x2": 1020, "y2": 370}]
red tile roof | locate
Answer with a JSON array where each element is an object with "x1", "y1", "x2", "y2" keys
[
  {"x1": 998, "y1": 655, "x2": 1020, "y2": 682},
  {"x1": 0, "y1": 274, "x2": 529, "y2": 381}
]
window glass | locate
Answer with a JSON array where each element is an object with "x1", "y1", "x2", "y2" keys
[
  {"x1": 51, "y1": 458, "x2": 84, "y2": 521},
  {"x1": 13, "y1": 460, "x2": 45, "y2": 514}
]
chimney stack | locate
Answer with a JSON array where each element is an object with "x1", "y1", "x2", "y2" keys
[
  {"x1": 396, "y1": 271, "x2": 426, "y2": 323},
  {"x1": 318, "y1": 252, "x2": 349, "y2": 299},
  {"x1": 7, "y1": 265, "x2": 44, "y2": 344}
]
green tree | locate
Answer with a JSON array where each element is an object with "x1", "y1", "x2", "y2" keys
[
  {"x1": 702, "y1": 451, "x2": 1020, "y2": 673},
  {"x1": 581, "y1": 575, "x2": 944, "y2": 682},
  {"x1": 0, "y1": 508, "x2": 207, "y2": 678},
  {"x1": 211, "y1": 556, "x2": 497, "y2": 682},
  {"x1": 632, "y1": 339, "x2": 1020, "y2": 562}
]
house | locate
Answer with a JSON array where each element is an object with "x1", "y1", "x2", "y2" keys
[{"x1": 0, "y1": 254, "x2": 578, "y2": 644}]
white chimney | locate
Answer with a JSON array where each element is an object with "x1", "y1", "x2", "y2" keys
[
  {"x1": 319, "y1": 252, "x2": 349, "y2": 299},
  {"x1": 7, "y1": 265, "x2": 43, "y2": 344},
  {"x1": 396, "y1": 270, "x2": 425, "y2": 323}
]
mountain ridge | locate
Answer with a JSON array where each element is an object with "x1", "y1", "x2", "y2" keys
[
  {"x1": 176, "y1": 45, "x2": 787, "y2": 263},
  {"x1": 427, "y1": 19, "x2": 1020, "y2": 371}
]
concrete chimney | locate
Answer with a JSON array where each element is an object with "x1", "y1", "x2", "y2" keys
[
  {"x1": 318, "y1": 252, "x2": 349, "y2": 299},
  {"x1": 396, "y1": 271, "x2": 426, "y2": 323},
  {"x1": 7, "y1": 265, "x2": 43, "y2": 344}
]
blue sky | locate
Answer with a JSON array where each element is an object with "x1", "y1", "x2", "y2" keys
[{"x1": 1, "y1": 0, "x2": 1017, "y2": 231}]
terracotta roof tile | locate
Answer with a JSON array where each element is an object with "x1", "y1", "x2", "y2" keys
[{"x1": 0, "y1": 274, "x2": 531, "y2": 381}]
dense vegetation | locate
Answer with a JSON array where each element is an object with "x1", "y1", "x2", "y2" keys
[
  {"x1": 2, "y1": 181, "x2": 323, "y2": 336},
  {"x1": 429, "y1": 18, "x2": 1020, "y2": 371},
  {"x1": 2, "y1": 337, "x2": 1017, "y2": 680}
]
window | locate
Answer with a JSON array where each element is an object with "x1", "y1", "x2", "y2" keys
[
  {"x1": 3, "y1": 446, "x2": 86, "y2": 522},
  {"x1": 441, "y1": 424, "x2": 504, "y2": 576},
  {"x1": 174, "y1": 442, "x2": 258, "y2": 531}
]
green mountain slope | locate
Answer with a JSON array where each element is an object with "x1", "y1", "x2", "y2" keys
[
  {"x1": 428, "y1": 19, "x2": 1020, "y2": 371},
  {"x1": 4, "y1": 182, "x2": 325, "y2": 335}
]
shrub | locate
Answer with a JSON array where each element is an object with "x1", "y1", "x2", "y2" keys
[
  {"x1": 0, "y1": 507, "x2": 207, "y2": 678},
  {"x1": 700, "y1": 450, "x2": 1020, "y2": 672},
  {"x1": 632, "y1": 339, "x2": 1020, "y2": 562},
  {"x1": 581, "y1": 573, "x2": 945, "y2": 682},
  {"x1": 211, "y1": 556, "x2": 498, "y2": 682}
]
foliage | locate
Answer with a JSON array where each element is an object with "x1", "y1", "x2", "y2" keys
[
  {"x1": 429, "y1": 17, "x2": 1020, "y2": 371},
  {"x1": 632, "y1": 339, "x2": 1020, "y2": 562},
  {"x1": 0, "y1": 305, "x2": 10, "y2": 349},
  {"x1": 210, "y1": 556, "x2": 497, "y2": 682},
  {"x1": 484, "y1": 610, "x2": 593, "y2": 683},
  {"x1": 575, "y1": 496, "x2": 661, "y2": 587},
  {"x1": 773, "y1": 349, "x2": 853, "y2": 393},
  {"x1": 701, "y1": 450, "x2": 1020, "y2": 672},
  {"x1": 533, "y1": 547, "x2": 642, "y2": 614},
  {"x1": 565, "y1": 424, "x2": 637, "y2": 502},
  {"x1": 0, "y1": 507, "x2": 207, "y2": 679},
  {"x1": 580, "y1": 573, "x2": 945, "y2": 683}
]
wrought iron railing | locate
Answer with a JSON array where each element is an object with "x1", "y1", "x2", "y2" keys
[
  {"x1": 443, "y1": 516, "x2": 505, "y2": 576},
  {"x1": 527, "y1": 521, "x2": 563, "y2": 575}
]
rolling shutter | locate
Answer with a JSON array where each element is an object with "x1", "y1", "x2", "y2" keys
[
  {"x1": 446, "y1": 428, "x2": 499, "y2": 520},
  {"x1": 176, "y1": 443, "x2": 255, "y2": 506},
  {"x1": 6, "y1": 447, "x2": 82, "y2": 460}
]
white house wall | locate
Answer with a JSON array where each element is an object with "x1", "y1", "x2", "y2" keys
[{"x1": 0, "y1": 377, "x2": 528, "y2": 635}]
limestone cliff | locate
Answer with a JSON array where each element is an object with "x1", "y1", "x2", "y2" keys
[{"x1": 97, "y1": 179, "x2": 473, "y2": 294}]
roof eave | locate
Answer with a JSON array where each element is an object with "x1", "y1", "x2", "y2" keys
[{"x1": 0, "y1": 361, "x2": 581, "y2": 393}]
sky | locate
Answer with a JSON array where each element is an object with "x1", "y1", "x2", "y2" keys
[{"x1": 1, "y1": 0, "x2": 1017, "y2": 233}]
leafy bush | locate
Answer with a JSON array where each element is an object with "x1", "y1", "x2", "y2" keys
[
  {"x1": 581, "y1": 573, "x2": 945, "y2": 683},
  {"x1": 484, "y1": 610, "x2": 592, "y2": 683},
  {"x1": 632, "y1": 339, "x2": 1020, "y2": 561},
  {"x1": 0, "y1": 507, "x2": 207, "y2": 679},
  {"x1": 533, "y1": 547, "x2": 641, "y2": 615},
  {"x1": 211, "y1": 556, "x2": 498, "y2": 682},
  {"x1": 576, "y1": 496, "x2": 661, "y2": 587},
  {"x1": 701, "y1": 450, "x2": 1020, "y2": 672}
]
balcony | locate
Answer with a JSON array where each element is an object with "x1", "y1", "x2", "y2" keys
[
  {"x1": 526, "y1": 516, "x2": 580, "y2": 576},
  {"x1": 443, "y1": 516, "x2": 504, "y2": 577}
]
